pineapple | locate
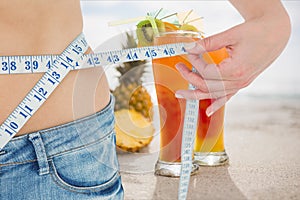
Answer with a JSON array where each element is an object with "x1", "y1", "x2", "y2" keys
[
  {"x1": 115, "y1": 109, "x2": 155, "y2": 153},
  {"x1": 112, "y1": 33, "x2": 154, "y2": 152},
  {"x1": 113, "y1": 33, "x2": 153, "y2": 120}
]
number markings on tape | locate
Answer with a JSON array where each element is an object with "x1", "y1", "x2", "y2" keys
[
  {"x1": 178, "y1": 68, "x2": 199, "y2": 200},
  {"x1": 0, "y1": 33, "x2": 88, "y2": 149},
  {"x1": 0, "y1": 40, "x2": 197, "y2": 200},
  {"x1": 0, "y1": 43, "x2": 187, "y2": 74}
]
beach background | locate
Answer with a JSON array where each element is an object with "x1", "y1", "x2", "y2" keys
[
  {"x1": 79, "y1": 1, "x2": 300, "y2": 199},
  {"x1": 81, "y1": 0, "x2": 300, "y2": 98}
]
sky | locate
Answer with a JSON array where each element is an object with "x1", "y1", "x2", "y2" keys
[{"x1": 80, "y1": 1, "x2": 300, "y2": 97}]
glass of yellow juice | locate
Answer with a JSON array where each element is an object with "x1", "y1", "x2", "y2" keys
[
  {"x1": 193, "y1": 48, "x2": 229, "y2": 166},
  {"x1": 152, "y1": 31, "x2": 201, "y2": 177}
]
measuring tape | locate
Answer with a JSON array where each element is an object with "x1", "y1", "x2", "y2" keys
[
  {"x1": 0, "y1": 42, "x2": 187, "y2": 75},
  {"x1": 178, "y1": 67, "x2": 199, "y2": 200},
  {"x1": 0, "y1": 33, "x2": 88, "y2": 149},
  {"x1": 0, "y1": 37, "x2": 198, "y2": 200}
]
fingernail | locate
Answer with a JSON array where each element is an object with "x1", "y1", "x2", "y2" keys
[
  {"x1": 175, "y1": 93, "x2": 184, "y2": 99},
  {"x1": 206, "y1": 108, "x2": 214, "y2": 117},
  {"x1": 184, "y1": 42, "x2": 196, "y2": 50},
  {"x1": 175, "y1": 64, "x2": 182, "y2": 71}
]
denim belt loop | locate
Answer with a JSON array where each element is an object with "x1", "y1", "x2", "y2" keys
[{"x1": 28, "y1": 132, "x2": 50, "y2": 176}]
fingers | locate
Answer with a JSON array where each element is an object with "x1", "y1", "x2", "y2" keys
[
  {"x1": 175, "y1": 89, "x2": 237, "y2": 101},
  {"x1": 175, "y1": 62, "x2": 240, "y2": 92},
  {"x1": 182, "y1": 29, "x2": 241, "y2": 81},
  {"x1": 175, "y1": 88, "x2": 236, "y2": 117},
  {"x1": 184, "y1": 29, "x2": 234, "y2": 54},
  {"x1": 184, "y1": 41, "x2": 206, "y2": 55},
  {"x1": 174, "y1": 61, "x2": 237, "y2": 118},
  {"x1": 187, "y1": 54, "x2": 242, "y2": 81},
  {"x1": 181, "y1": 51, "x2": 238, "y2": 81},
  {"x1": 175, "y1": 28, "x2": 240, "y2": 117},
  {"x1": 206, "y1": 93, "x2": 235, "y2": 117},
  {"x1": 175, "y1": 63, "x2": 208, "y2": 92},
  {"x1": 175, "y1": 90, "x2": 211, "y2": 100}
]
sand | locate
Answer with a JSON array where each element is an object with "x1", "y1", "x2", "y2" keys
[{"x1": 118, "y1": 95, "x2": 300, "y2": 200}]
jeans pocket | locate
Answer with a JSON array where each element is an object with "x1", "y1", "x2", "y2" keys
[{"x1": 50, "y1": 131, "x2": 122, "y2": 197}]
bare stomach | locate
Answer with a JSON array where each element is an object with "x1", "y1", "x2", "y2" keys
[
  {"x1": 0, "y1": 0, "x2": 111, "y2": 137},
  {"x1": 0, "y1": 50, "x2": 111, "y2": 136}
]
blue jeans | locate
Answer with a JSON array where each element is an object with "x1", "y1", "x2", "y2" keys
[{"x1": 0, "y1": 95, "x2": 123, "y2": 200}]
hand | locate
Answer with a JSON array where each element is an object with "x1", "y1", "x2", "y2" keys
[{"x1": 175, "y1": 1, "x2": 291, "y2": 116}]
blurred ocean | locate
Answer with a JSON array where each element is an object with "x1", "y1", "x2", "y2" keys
[{"x1": 81, "y1": 1, "x2": 300, "y2": 98}]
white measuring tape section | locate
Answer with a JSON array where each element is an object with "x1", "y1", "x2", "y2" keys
[
  {"x1": 0, "y1": 41, "x2": 187, "y2": 150},
  {"x1": 0, "y1": 43, "x2": 188, "y2": 75},
  {"x1": 0, "y1": 33, "x2": 88, "y2": 149},
  {"x1": 0, "y1": 39, "x2": 199, "y2": 200},
  {"x1": 178, "y1": 67, "x2": 199, "y2": 200}
]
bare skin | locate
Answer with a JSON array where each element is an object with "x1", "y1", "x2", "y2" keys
[
  {"x1": 0, "y1": 0, "x2": 110, "y2": 136},
  {"x1": 175, "y1": 0, "x2": 291, "y2": 116}
]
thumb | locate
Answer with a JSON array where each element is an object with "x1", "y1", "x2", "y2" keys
[{"x1": 198, "y1": 29, "x2": 234, "y2": 53}]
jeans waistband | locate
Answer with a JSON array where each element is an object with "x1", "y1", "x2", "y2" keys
[{"x1": 0, "y1": 94, "x2": 115, "y2": 166}]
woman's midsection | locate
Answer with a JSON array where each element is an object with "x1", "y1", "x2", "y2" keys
[
  {"x1": 0, "y1": 60, "x2": 110, "y2": 137},
  {"x1": 0, "y1": 0, "x2": 111, "y2": 136}
]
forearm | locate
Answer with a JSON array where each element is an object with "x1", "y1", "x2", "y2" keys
[
  {"x1": 229, "y1": 0, "x2": 289, "y2": 21},
  {"x1": 229, "y1": 0, "x2": 291, "y2": 49}
]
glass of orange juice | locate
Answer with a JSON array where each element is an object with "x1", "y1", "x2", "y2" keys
[
  {"x1": 193, "y1": 48, "x2": 229, "y2": 166},
  {"x1": 152, "y1": 31, "x2": 201, "y2": 177}
]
